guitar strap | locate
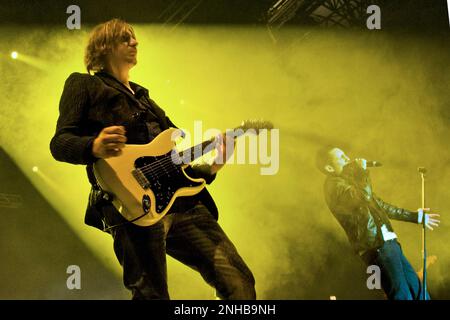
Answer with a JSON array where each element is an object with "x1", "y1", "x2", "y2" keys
[{"x1": 102, "y1": 210, "x2": 149, "y2": 233}]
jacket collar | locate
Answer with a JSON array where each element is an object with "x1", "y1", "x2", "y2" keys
[
  {"x1": 94, "y1": 71, "x2": 149, "y2": 101},
  {"x1": 93, "y1": 71, "x2": 168, "y2": 126}
]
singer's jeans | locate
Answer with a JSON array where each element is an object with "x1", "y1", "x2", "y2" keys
[
  {"x1": 102, "y1": 203, "x2": 256, "y2": 300},
  {"x1": 369, "y1": 239, "x2": 430, "y2": 300}
]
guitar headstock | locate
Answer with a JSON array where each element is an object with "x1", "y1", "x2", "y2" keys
[{"x1": 235, "y1": 119, "x2": 274, "y2": 134}]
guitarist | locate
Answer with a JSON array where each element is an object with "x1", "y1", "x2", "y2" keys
[{"x1": 50, "y1": 18, "x2": 255, "y2": 300}]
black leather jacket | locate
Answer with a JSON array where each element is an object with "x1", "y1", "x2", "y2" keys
[
  {"x1": 50, "y1": 72, "x2": 218, "y2": 231},
  {"x1": 324, "y1": 162, "x2": 418, "y2": 258}
]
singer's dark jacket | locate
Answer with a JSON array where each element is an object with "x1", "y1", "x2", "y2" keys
[
  {"x1": 50, "y1": 72, "x2": 218, "y2": 231},
  {"x1": 324, "y1": 162, "x2": 419, "y2": 260}
]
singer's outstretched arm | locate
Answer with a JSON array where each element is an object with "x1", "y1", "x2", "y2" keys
[{"x1": 373, "y1": 194, "x2": 419, "y2": 223}]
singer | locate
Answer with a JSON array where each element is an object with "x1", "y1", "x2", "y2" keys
[{"x1": 316, "y1": 147, "x2": 440, "y2": 300}]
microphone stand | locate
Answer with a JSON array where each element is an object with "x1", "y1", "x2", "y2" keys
[{"x1": 418, "y1": 167, "x2": 427, "y2": 300}]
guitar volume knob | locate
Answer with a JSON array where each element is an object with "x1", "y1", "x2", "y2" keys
[{"x1": 142, "y1": 195, "x2": 151, "y2": 213}]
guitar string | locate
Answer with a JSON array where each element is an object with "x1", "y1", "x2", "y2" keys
[
  {"x1": 137, "y1": 141, "x2": 217, "y2": 177},
  {"x1": 137, "y1": 145, "x2": 215, "y2": 181},
  {"x1": 135, "y1": 128, "x2": 254, "y2": 175},
  {"x1": 132, "y1": 149, "x2": 208, "y2": 184},
  {"x1": 139, "y1": 146, "x2": 206, "y2": 173},
  {"x1": 135, "y1": 129, "x2": 255, "y2": 179},
  {"x1": 135, "y1": 127, "x2": 252, "y2": 175},
  {"x1": 136, "y1": 138, "x2": 214, "y2": 172},
  {"x1": 131, "y1": 129, "x2": 263, "y2": 182}
]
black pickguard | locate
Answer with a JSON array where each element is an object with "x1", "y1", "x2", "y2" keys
[{"x1": 134, "y1": 152, "x2": 203, "y2": 213}]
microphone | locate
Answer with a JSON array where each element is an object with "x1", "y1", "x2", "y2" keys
[
  {"x1": 418, "y1": 167, "x2": 427, "y2": 174},
  {"x1": 366, "y1": 160, "x2": 382, "y2": 167}
]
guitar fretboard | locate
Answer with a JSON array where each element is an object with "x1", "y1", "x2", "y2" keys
[{"x1": 177, "y1": 128, "x2": 249, "y2": 164}]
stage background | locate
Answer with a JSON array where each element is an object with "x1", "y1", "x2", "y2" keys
[{"x1": 0, "y1": 1, "x2": 449, "y2": 299}]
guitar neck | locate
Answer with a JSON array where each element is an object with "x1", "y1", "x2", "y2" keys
[{"x1": 177, "y1": 128, "x2": 247, "y2": 164}]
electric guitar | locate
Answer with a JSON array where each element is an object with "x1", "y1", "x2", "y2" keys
[{"x1": 93, "y1": 120, "x2": 273, "y2": 226}]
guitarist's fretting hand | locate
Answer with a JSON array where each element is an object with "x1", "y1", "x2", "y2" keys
[
  {"x1": 92, "y1": 126, "x2": 127, "y2": 159},
  {"x1": 210, "y1": 133, "x2": 235, "y2": 174}
]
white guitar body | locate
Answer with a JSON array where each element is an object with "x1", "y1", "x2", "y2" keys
[{"x1": 93, "y1": 128, "x2": 206, "y2": 227}]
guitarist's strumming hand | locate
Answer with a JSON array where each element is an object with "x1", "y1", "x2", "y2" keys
[
  {"x1": 92, "y1": 126, "x2": 127, "y2": 159},
  {"x1": 210, "y1": 133, "x2": 235, "y2": 175}
]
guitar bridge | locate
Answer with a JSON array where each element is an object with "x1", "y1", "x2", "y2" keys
[{"x1": 132, "y1": 168, "x2": 150, "y2": 189}]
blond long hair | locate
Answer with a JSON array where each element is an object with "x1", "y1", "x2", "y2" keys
[{"x1": 84, "y1": 18, "x2": 135, "y2": 74}]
